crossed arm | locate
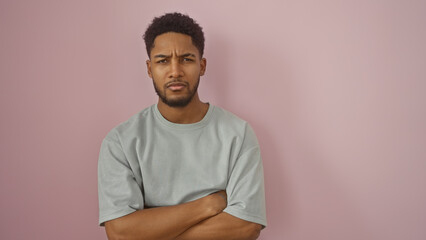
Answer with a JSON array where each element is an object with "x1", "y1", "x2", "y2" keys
[{"x1": 104, "y1": 191, "x2": 262, "y2": 240}]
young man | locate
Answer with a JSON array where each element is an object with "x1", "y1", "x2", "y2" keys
[{"x1": 98, "y1": 12, "x2": 267, "y2": 240}]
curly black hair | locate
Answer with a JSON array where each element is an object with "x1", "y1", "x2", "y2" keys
[{"x1": 143, "y1": 12, "x2": 205, "y2": 58}]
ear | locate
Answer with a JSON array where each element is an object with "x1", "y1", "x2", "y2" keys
[
  {"x1": 146, "y1": 60, "x2": 153, "y2": 78},
  {"x1": 200, "y1": 58, "x2": 207, "y2": 76}
]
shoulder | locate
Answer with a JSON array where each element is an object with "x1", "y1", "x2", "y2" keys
[
  {"x1": 211, "y1": 105, "x2": 248, "y2": 128},
  {"x1": 103, "y1": 105, "x2": 154, "y2": 142},
  {"x1": 211, "y1": 105, "x2": 259, "y2": 146}
]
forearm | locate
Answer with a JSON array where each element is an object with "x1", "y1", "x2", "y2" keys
[
  {"x1": 175, "y1": 212, "x2": 262, "y2": 240},
  {"x1": 105, "y1": 197, "x2": 219, "y2": 240}
]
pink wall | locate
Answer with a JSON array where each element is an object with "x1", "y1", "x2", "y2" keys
[{"x1": 1, "y1": 0, "x2": 425, "y2": 239}]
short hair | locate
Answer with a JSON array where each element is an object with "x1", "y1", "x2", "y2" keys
[{"x1": 143, "y1": 12, "x2": 205, "y2": 58}]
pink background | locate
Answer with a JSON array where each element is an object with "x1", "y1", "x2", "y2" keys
[{"x1": 1, "y1": 0, "x2": 425, "y2": 239}]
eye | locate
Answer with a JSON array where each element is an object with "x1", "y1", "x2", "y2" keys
[
  {"x1": 183, "y1": 58, "x2": 194, "y2": 62},
  {"x1": 157, "y1": 59, "x2": 167, "y2": 64}
]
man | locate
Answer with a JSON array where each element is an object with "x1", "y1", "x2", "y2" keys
[{"x1": 98, "y1": 12, "x2": 267, "y2": 240}]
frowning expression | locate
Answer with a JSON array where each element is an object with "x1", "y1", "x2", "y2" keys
[{"x1": 146, "y1": 32, "x2": 206, "y2": 107}]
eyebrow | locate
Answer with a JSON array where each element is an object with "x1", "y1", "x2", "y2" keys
[{"x1": 153, "y1": 53, "x2": 196, "y2": 58}]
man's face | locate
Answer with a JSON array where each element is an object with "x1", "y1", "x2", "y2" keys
[{"x1": 146, "y1": 32, "x2": 206, "y2": 107}]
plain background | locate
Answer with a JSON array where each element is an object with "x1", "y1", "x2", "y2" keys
[{"x1": 1, "y1": 0, "x2": 425, "y2": 239}]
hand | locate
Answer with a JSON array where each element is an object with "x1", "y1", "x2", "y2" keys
[
  {"x1": 212, "y1": 190, "x2": 227, "y2": 209},
  {"x1": 203, "y1": 190, "x2": 228, "y2": 215}
]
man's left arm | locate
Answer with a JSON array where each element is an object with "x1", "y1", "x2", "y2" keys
[
  {"x1": 175, "y1": 212, "x2": 261, "y2": 240},
  {"x1": 177, "y1": 124, "x2": 267, "y2": 240}
]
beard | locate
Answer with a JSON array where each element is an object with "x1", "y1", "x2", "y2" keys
[{"x1": 153, "y1": 76, "x2": 200, "y2": 108}]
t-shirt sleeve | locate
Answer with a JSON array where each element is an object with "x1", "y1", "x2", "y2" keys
[
  {"x1": 97, "y1": 130, "x2": 144, "y2": 226},
  {"x1": 223, "y1": 124, "x2": 267, "y2": 228}
]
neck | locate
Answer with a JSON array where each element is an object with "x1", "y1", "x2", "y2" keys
[{"x1": 157, "y1": 93, "x2": 209, "y2": 124}]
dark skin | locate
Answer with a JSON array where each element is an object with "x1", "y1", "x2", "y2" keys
[
  {"x1": 104, "y1": 32, "x2": 262, "y2": 240},
  {"x1": 146, "y1": 32, "x2": 208, "y2": 124}
]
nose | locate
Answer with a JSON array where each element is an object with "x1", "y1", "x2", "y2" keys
[{"x1": 169, "y1": 59, "x2": 184, "y2": 78}]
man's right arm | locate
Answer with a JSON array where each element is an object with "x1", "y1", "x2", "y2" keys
[{"x1": 104, "y1": 191, "x2": 227, "y2": 240}]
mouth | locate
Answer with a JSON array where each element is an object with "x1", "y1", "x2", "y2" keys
[{"x1": 167, "y1": 82, "x2": 187, "y2": 91}]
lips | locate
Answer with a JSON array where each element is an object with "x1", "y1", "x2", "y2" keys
[{"x1": 167, "y1": 82, "x2": 187, "y2": 91}]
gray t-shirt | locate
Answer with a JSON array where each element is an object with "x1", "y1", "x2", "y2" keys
[{"x1": 98, "y1": 104, "x2": 267, "y2": 227}]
